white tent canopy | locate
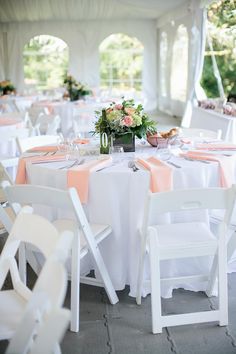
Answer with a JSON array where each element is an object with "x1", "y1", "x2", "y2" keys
[{"x1": 0, "y1": 0, "x2": 208, "y2": 118}]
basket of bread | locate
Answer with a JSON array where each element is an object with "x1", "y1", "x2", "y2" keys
[{"x1": 147, "y1": 128, "x2": 179, "y2": 148}]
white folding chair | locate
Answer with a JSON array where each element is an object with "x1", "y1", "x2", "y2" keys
[
  {"x1": 206, "y1": 205, "x2": 236, "y2": 296},
  {"x1": 0, "y1": 163, "x2": 15, "y2": 236},
  {"x1": 6, "y1": 258, "x2": 71, "y2": 354},
  {"x1": 3, "y1": 183, "x2": 119, "y2": 332},
  {"x1": 35, "y1": 113, "x2": 61, "y2": 135},
  {"x1": 16, "y1": 135, "x2": 59, "y2": 154},
  {"x1": 0, "y1": 206, "x2": 73, "y2": 341},
  {"x1": 136, "y1": 186, "x2": 236, "y2": 334},
  {"x1": 27, "y1": 105, "x2": 50, "y2": 126}
]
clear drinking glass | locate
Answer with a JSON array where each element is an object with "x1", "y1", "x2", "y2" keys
[{"x1": 110, "y1": 145, "x2": 124, "y2": 163}]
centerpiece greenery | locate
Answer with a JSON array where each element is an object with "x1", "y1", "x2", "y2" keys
[
  {"x1": 63, "y1": 75, "x2": 91, "y2": 101},
  {"x1": 0, "y1": 80, "x2": 16, "y2": 95},
  {"x1": 94, "y1": 98, "x2": 156, "y2": 153}
]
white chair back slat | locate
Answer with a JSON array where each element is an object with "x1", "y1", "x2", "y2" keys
[{"x1": 16, "y1": 135, "x2": 59, "y2": 153}]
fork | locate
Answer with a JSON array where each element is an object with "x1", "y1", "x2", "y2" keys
[
  {"x1": 183, "y1": 157, "x2": 210, "y2": 164},
  {"x1": 59, "y1": 158, "x2": 85, "y2": 170},
  {"x1": 166, "y1": 161, "x2": 181, "y2": 168}
]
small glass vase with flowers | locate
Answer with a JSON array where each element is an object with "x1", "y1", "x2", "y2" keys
[{"x1": 94, "y1": 98, "x2": 156, "y2": 154}]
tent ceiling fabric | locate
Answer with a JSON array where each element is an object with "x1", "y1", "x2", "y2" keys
[{"x1": 0, "y1": 0, "x2": 188, "y2": 23}]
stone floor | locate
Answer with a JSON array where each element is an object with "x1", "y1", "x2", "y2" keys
[{"x1": 0, "y1": 254, "x2": 236, "y2": 354}]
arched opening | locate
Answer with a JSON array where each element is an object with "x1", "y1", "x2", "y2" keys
[
  {"x1": 99, "y1": 33, "x2": 144, "y2": 99},
  {"x1": 23, "y1": 35, "x2": 69, "y2": 93},
  {"x1": 170, "y1": 25, "x2": 189, "y2": 102}
]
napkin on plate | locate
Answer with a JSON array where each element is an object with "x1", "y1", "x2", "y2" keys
[
  {"x1": 15, "y1": 154, "x2": 66, "y2": 184},
  {"x1": 67, "y1": 156, "x2": 112, "y2": 203},
  {"x1": 181, "y1": 150, "x2": 236, "y2": 187},
  {"x1": 137, "y1": 156, "x2": 173, "y2": 192},
  {"x1": 73, "y1": 138, "x2": 90, "y2": 145},
  {"x1": 27, "y1": 145, "x2": 58, "y2": 153},
  {"x1": 195, "y1": 143, "x2": 236, "y2": 151}
]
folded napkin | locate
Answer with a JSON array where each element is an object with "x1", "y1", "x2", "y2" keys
[
  {"x1": 181, "y1": 151, "x2": 236, "y2": 188},
  {"x1": 137, "y1": 156, "x2": 173, "y2": 192},
  {"x1": 73, "y1": 138, "x2": 90, "y2": 145},
  {"x1": 0, "y1": 117, "x2": 21, "y2": 126},
  {"x1": 15, "y1": 154, "x2": 66, "y2": 184},
  {"x1": 28, "y1": 145, "x2": 58, "y2": 153},
  {"x1": 67, "y1": 156, "x2": 112, "y2": 203},
  {"x1": 195, "y1": 143, "x2": 236, "y2": 151}
]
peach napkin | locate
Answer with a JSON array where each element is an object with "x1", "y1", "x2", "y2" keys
[
  {"x1": 137, "y1": 156, "x2": 173, "y2": 192},
  {"x1": 67, "y1": 156, "x2": 112, "y2": 203},
  {"x1": 28, "y1": 145, "x2": 58, "y2": 153},
  {"x1": 195, "y1": 143, "x2": 236, "y2": 151},
  {"x1": 0, "y1": 117, "x2": 21, "y2": 126},
  {"x1": 73, "y1": 138, "x2": 90, "y2": 145},
  {"x1": 15, "y1": 154, "x2": 66, "y2": 184},
  {"x1": 181, "y1": 151, "x2": 236, "y2": 187}
]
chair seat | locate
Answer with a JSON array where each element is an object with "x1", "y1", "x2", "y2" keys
[
  {"x1": 0, "y1": 290, "x2": 27, "y2": 340},
  {"x1": 53, "y1": 219, "x2": 112, "y2": 257},
  {"x1": 150, "y1": 222, "x2": 217, "y2": 259}
]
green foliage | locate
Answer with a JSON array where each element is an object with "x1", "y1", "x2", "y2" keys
[
  {"x1": 94, "y1": 99, "x2": 156, "y2": 139},
  {"x1": 201, "y1": 0, "x2": 236, "y2": 97},
  {"x1": 0, "y1": 80, "x2": 15, "y2": 95},
  {"x1": 63, "y1": 75, "x2": 91, "y2": 101}
]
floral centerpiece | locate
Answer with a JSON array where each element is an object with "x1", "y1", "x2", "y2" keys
[
  {"x1": 63, "y1": 75, "x2": 91, "y2": 101},
  {"x1": 94, "y1": 98, "x2": 156, "y2": 153},
  {"x1": 0, "y1": 80, "x2": 16, "y2": 96}
]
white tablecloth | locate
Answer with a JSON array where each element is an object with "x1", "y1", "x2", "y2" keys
[{"x1": 25, "y1": 144, "x2": 236, "y2": 297}]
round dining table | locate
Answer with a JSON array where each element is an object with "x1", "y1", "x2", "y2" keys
[{"x1": 21, "y1": 141, "x2": 236, "y2": 298}]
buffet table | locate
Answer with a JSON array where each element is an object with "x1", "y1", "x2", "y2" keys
[{"x1": 22, "y1": 142, "x2": 236, "y2": 298}]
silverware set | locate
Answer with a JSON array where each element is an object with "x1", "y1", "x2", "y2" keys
[{"x1": 128, "y1": 161, "x2": 140, "y2": 172}]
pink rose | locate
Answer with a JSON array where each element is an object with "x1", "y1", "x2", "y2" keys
[
  {"x1": 122, "y1": 115, "x2": 133, "y2": 127},
  {"x1": 115, "y1": 104, "x2": 123, "y2": 110}
]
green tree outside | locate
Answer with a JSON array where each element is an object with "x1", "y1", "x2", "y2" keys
[{"x1": 201, "y1": 0, "x2": 236, "y2": 98}]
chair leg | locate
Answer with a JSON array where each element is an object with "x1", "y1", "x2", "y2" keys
[
  {"x1": 207, "y1": 231, "x2": 236, "y2": 297},
  {"x1": 206, "y1": 255, "x2": 218, "y2": 297},
  {"x1": 19, "y1": 243, "x2": 26, "y2": 284},
  {"x1": 149, "y1": 230, "x2": 162, "y2": 334},
  {"x1": 218, "y1": 230, "x2": 228, "y2": 326},
  {"x1": 91, "y1": 247, "x2": 118, "y2": 305},
  {"x1": 70, "y1": 234, "x2": 80, "y2": 332},
  {"x1": 136, "y1": 235, "x2": 146, "y2": 305}
]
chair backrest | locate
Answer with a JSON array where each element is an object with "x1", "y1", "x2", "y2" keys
[
  {"x1": 46, "y1": 114, "x2": 61, "y2": 135},
  {"x1": 3, "y1": 183, "x2": 96, "y2": 251},
  {"x1": 6, "y1": 258, "x2": 71, "y2": 354},
  {"x1": 35, "y1": 113, "x2": 61, "y2": 135},
  {"x1": 27, "y1": 105, "x2": 50, "y2": 126},
  {"x1": 0, "y1": 206, "x2": 73, "y2": 299},
  {"x1": 16, "y1": 134, "x2": 60, "y2": 153},
  {"x1": 142, "y1": 186, "x2": 236, "y2": 236}
]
